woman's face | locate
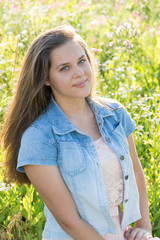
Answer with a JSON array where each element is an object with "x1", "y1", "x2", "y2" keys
[{"x1": 46, "y1": 40, "x2": 92, "y2": 103}]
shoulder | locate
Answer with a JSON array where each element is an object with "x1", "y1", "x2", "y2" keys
[
  {"x1": 97, "y1": 96, "x2": 123, "y2": 110},
  {"x1": 21, "y1": 110, "x2": 55, "y2": 144},
  {"x1": 97, "y1": 97, "x2": 136, "y2": 137},
  {"x1": 17, "y1": 111, "x2": 58, "y2": 173},
  {"x1": 98, "y1": 97, "x2": 133, "y2": 119}
]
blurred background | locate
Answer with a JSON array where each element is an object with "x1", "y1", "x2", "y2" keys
[{"x1": 0, "y1": 0, "x2": 160, "y2": 239}]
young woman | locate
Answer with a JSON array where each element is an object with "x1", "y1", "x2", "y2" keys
[{"x1": 1, "y1": 25, "x2": 159, "y2": 240}]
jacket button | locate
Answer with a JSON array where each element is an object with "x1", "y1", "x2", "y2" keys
[
  {"x1": 125, "y1": 175, "x2": 129, "y2": 180},
  {"x1": 124, "y1": 199, "x2": 129, "y2": 203},
  {"x1": 106, "y1": 137, "x2": 111, "y2": 143},
  {"x1": 120, "y1": 155, "x2": 125, "y2": 160}
]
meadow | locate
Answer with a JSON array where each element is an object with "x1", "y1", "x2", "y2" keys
[{"x1": 0, "y1": 0, "x2": 160, "y2": 239}]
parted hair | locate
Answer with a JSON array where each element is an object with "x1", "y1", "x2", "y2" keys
[{"x1": 1, "y1": 25, "x2": 97, "y2": 185}]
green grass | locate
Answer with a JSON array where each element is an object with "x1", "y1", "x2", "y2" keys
[{"x1": 0, "y1": 0, "x2": 160, "y2": 239}]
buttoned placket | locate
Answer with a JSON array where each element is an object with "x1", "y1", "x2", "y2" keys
[
  {"x1": 121, "y1": 160, "x2": 129, "y2": 208},
  {"x1": 95, "y1": 116, "x2": 131, "y2": 221}
]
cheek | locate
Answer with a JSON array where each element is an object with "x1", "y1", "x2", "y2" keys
[
  {"x1": 49, "y1": 71, "x2": 59, "y2": 86},
  {"x1": 85, "y1": 63, "x2": 92, "y2": 75},
  {"x1": 50, "y1": 75, "x2": 70, "y2": 90},
  {"x1": 48, "y1": 70, "x2": 54, "y2": 83}
]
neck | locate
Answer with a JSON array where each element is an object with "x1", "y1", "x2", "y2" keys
[{"x1": 54, "y1": 96, "x2": 90, "y2": 118}]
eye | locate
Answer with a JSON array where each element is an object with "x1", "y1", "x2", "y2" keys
[
  {"x1": 60, "y1": 66, "x2": 69, "y2": 71},
  {"x1": 79, "y1": 59, "x2": 86, "y2": 64}
]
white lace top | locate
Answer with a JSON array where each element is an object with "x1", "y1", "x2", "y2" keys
[{"x1": 94, "y1": 136, "x2": 124, "y2": 208}]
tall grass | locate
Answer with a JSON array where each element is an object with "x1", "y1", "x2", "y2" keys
[{"x1": 0, "y1": 0, "x2": 160, "y2": 239}]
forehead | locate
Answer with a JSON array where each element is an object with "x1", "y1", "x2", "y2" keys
[{"x1": 50, "y1": 40, "x2": 85, "y2": 65}]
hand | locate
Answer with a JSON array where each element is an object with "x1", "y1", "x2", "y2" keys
[{"x1": 124, "y1": 226, "x2": 154, "y2": 240}]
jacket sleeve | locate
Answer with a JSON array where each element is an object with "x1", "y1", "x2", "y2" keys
[
  {"x1": 100, "y1": 97, "x2": 136, "y2": 138},
  {"x1": 115, "y1": 103, "x2": 136, "y2": 138},
  {"x1": 17, "y1": 126, "x2": 58, "y2": 173}
]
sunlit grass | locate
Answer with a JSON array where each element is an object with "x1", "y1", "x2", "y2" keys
[{"x1": 0, "y1": 0, "x2": 160, "y2": 239}]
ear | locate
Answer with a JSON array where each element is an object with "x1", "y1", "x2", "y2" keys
[{"x1": 45, "y1": 80, "x2": 51, "y2": 86}]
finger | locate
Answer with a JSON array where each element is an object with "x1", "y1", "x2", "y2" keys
[
  {"x1": 141, "y1": 233, "x2": 153, "y2": 240},
  {"x1": 135, "y1": 231, "x2": 146, "y2": 240},
  {"x1": 124, "y1": 228, "x2": 133, "y2": 238},
  {"x1": 125, "y1": 228, "x2": 138, "y2": 240}
]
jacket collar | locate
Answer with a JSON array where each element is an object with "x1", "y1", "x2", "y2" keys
[{"x1": 47, "y1": 96, "x2": 114, "y2": 135}]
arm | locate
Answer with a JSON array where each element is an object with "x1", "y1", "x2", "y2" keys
[
  {"x1": 125, "y1": 134, "x2": 153, "y2": 240},
  {"x1": 128, "y1": 134, "x2": 152, "y2": 231},
  {"x1": 24, "y1": 165, "x2": 104, "y2": 240}
]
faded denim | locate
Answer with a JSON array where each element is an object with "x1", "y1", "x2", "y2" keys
[{"x1": 17, "y1": 97, "x2": 141, "y2": 239}]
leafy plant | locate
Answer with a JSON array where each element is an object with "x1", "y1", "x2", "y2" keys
[{"x1": 0, "y1": 0, "x2": 160, "y2": 238}]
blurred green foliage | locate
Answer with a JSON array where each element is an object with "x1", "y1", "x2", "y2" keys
[{"x1": 0, "y1": 0, "x2": 160, "y2": 239}]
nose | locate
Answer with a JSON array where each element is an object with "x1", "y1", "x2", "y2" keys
[{"x1": 73, "y1": 65, "x2": 84, "y2": 78}]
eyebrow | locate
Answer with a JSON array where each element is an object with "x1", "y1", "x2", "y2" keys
[{"x1": 56, "y1": 54, "x2": 86, "y2": 70}]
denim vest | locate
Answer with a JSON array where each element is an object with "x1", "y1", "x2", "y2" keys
[{"x1": 17, "y1": 97, "x2": 141, "y2": 239}]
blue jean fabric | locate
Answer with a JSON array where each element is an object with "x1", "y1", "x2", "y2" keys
[{"x1": 17, "y1": 96, "x2": 141, "y2": 239}]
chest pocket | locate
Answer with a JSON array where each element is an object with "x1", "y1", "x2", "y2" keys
[{"x1": 58, "y1": 142, "x2": 86, "y2": 177}]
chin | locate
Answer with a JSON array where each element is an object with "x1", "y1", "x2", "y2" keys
[{"x1": 79, "y1": 92, "x2": 91, "y2": 98}]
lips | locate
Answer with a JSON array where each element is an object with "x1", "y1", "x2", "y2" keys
[{"x1": 73, "y1": 80, "x2": 87, "y2": 88}]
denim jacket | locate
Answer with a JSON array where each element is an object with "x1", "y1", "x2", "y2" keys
[{"x1": 17, "y1": 97, "x2": 141, "y2": 239}]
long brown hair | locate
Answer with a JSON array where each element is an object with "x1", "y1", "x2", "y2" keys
[{"x1": 1, "y1": 25, "x2": 97, "y2": 185}]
